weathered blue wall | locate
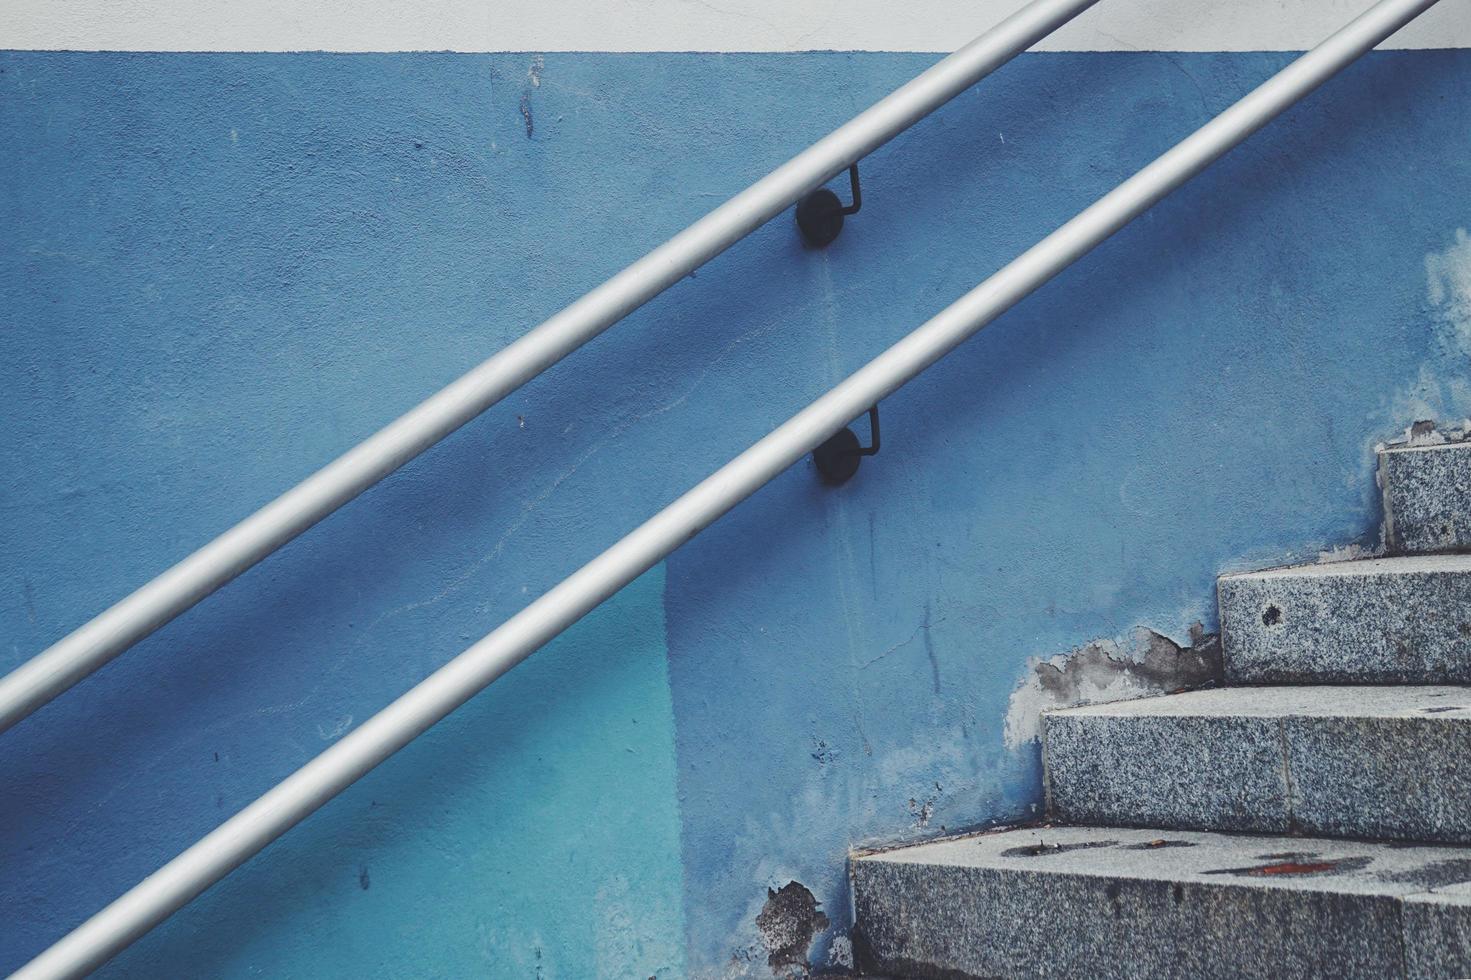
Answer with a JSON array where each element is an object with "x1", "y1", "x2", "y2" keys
[{"x1": 2, "y1": 49, "x2": 1470, "y2": 976}]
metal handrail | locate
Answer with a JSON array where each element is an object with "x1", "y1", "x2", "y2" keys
[
  {"x1": 14, "y1": 0, "x2": 1440, "y2": 974},
  {"x1": 0, "y1": 0, "x2": 1105, "y2": 736}
]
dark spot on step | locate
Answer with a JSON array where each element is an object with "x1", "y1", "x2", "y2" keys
[
  {"x1": 1124, "y1": 839, "x2": 1196, "y2": 850},
  {"x1": 358, "y1": 865, "x2": 370, "y2": 891},
  {"x1": 1206, "y1": 856, "x2": 1371, "y2": 878},
  {"x1": 1002, "y1": 840, "x2": 1118, "y2": 858},
  {"x1": 1421, "y1": 706, "x2": 1463, "y2": 713},
  {"x1": 756, "y1": 881, "x2": 828, "y2": 974},
  {"x1": 1379, "y1": 858, "x2": 1471, "y2": 888},
  {"x1": 1261, "y1": 605, "x2": 1282, "y2": 627}
]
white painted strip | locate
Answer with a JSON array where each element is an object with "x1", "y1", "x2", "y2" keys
[{"x1": 4, "y1": 0, "x2": 1469, "y2": 52}]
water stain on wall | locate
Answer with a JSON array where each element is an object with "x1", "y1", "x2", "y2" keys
[{"x1": 1427, "y1": 228, "x2": 1471, "y2": 355}]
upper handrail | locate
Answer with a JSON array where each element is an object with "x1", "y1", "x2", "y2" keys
[
  {"x1": 14, "y1": 0, "x2": 1442, "y2": 975},
  {"x1": 0, "y1": 0, "x2": 1104, "y2": 736}
]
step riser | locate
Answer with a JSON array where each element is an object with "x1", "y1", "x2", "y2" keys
[
  {"x1": 1218, "y1": 563, "x2": 1471, "y2": 683},
  {"x1": 855, "y1": 862, "x2": 1406, "y2": 979},
  {"x1": 1044, "y1": 702, "x2": 1471, "y2": 844},
  {"x1": 852, "y1": 827, "x2": 1471, "y2": 980},
  {"x1": 1406, "y1": 887, "x2": 1471, "y2": 978},
  {"x1": 1382, "y1": 443, "x2": 1471, "y2": 555}
]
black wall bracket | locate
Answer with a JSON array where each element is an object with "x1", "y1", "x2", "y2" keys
[
  {"x1": 795, "y1": 164, "x2": 862, "y2": 247},
  {"x1": 813, "y1": 404, "x2": 880, "y2": 485}
]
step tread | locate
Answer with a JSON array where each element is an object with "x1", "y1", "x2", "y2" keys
[
  {"x1": 857, "y1": 825, "x2": 1471, "y2": 898},
  {"x1": 1381, "y1": 441, "x2": 1471, "y2": 456},
  {"x1": 1049, "y1": 685, "x2": 1471, "y2": 720}
]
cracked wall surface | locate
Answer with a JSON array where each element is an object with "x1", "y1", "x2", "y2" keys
[{"x1": 4, "y1": 43, "x2": 1471, "y2": 979}]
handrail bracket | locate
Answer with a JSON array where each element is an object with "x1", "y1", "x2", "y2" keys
[
  {"x1": 814, "y1": 404, "x2": 880, "y2": 485},
  {"x1": 796, "y1": 163, "x2": 862, "y2": 247}
]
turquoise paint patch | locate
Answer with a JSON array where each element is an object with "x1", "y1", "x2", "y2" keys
[{"x1": 104, "y1": 565, "x2": 684, "y2": 979}]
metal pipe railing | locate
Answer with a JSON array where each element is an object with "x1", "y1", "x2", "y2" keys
[
  {"x1": 0, "y1": 0, "x2": 1105, "y2": 737},
  {"x1": 13, "y1": 0, "x2": 1440, "y2": 975}
]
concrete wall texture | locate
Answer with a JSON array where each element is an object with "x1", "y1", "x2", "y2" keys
[{"x1": 3, "y1": 2, "x2": 1471, "y2": 976}]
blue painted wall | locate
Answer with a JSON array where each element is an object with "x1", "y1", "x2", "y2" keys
[{"x1": 2, "y1": 49, "x2": 1469, "y2": 976}]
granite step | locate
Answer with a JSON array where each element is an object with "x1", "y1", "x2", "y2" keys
[
  {"x1": 1218, "y1": 554, "x2": 1471, "y2": 683},
  {"x1": 1381, "y1": 440, "x2": 1471, "y2": 554},
  {"x1": 1043, "y1": 685, "x2": 1471, "y2": 844},
  {"x1": 851, "y1": 825, "x2": 1471, "y2": 979}
]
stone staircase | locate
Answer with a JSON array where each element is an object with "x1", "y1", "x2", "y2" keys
[{"x1": 850, "y1": 434, "x2": 1471, "y2": 978}]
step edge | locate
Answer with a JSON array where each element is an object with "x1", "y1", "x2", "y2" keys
[
  {"x1": 1041, "y1": 685, "x2": 1471, "y2": 720},
  {"x1": 1219, "y1": 553, "x2": 1471, "y2": 582}
]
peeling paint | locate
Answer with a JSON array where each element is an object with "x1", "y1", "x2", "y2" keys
[
  {"x1": 1379, "y1": 418, "x2": 1471, "y2": 452},
  {"x1": 906, "y1": 790, "x2": 937, "y2": 829},
  {"x1": 1002, "y1": 625, "x2": 1223, "y2": 749},
  {"x1": 825, "y1": 933, "x2": 854, "y2": 971},
  {"x1": 519, "y1": 92, "x2": 534, "y2": 138},
  {"x1": 755, "y1": 882, "x2": 828, "y2": 976},
  {"x1": 519, "y1": 54, "x2": 543, "y2": 138},
  {"x1": 1317, "y1": 543, "x2": 1374, "y2": 564}
]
